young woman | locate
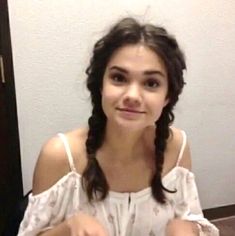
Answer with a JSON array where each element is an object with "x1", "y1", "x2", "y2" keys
[{"x1": 18, "y1": 17, "x2": 219, "y2": 236}]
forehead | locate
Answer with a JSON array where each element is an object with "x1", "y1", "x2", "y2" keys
[{"x1": 106, "y1": 44, "x2": 166, "y2": 74}]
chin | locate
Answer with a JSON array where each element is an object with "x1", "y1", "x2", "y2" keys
[{"x1": 115, "y1": 119, "x2": 149, "y2": 131}]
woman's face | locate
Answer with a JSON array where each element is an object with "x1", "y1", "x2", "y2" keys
[{"x1": 101, "y1": 43, "x2": 169, "y2": 131}]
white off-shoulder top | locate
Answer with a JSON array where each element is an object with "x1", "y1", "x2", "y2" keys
[{"x1": 18, "y1": 131, "x2": 219, "y2": 236}]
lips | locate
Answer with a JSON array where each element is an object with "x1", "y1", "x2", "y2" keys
[{"x1": 117, "y1": 108, "x2": 145, "y2": 113}]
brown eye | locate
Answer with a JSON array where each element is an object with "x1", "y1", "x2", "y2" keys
[
  {"x1": 110, "y1": 73, "x2": 126, "y2": 83},
  {"x1": 145, "y1": 79, "x2": 159, "y2": 89}
]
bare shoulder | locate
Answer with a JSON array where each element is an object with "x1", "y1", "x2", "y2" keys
[
  {"x1": 32, "y1": 127, "x2": 88, "y2": 195},
  {"x1": 163, "y1": 126, "x2": 192, "y2": 174},
  {"x1": 65, "y1": 127, "x2": 88, "y2": 173},
  {"x1": 168, "y1": 126, "x2": 184, "y2": 145}
]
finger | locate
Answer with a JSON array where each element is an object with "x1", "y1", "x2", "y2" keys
[{"x1": 77, "y1": 230, "x2": 85, "y2": 236}]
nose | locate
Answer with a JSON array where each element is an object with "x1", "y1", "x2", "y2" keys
[{"x1": 123, "y1": 83, "x2": 141, "y2": 106}]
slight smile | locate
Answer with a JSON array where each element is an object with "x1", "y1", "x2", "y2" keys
[{"x1": 116, "y1": 108, "x2": 145, "y2": 113}]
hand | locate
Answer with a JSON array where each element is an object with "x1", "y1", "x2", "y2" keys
[
  {"x1": 165, "y1": 218, "x2": 200, "y2": 236},
  {"x1": 66, "y1": 211, "x2": 108, "y2": 236}
]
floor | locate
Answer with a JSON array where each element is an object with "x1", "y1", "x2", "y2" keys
[{"x1": 211, "y1": 216, "x2": 235, "y2": 236}]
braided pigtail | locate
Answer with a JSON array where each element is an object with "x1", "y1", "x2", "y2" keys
[
  {"x1": 151, "y1": 106, "x2": 176, "y2": 204},
  {"x1": 81, "y1": 107, "x2": 109, "y2": 201}
]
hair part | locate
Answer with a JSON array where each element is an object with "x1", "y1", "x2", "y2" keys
[{"x1": 82, "y1": 17, "x2": 186, "y2": 204}]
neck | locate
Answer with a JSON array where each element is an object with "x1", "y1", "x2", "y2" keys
[{"x1": 99, "y1": 122, "x2": 155, "y2": 163}]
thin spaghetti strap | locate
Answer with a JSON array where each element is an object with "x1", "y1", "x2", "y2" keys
[
  {"x1": 57, "y1": 133, "x2": 77, "y2": 172},
  {"x1": 176, "y1": 130, "x2": 187, "y2": 166}
]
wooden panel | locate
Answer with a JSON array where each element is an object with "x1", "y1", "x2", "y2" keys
[
  {"x1": 212, "y1": 216, "x2": 235, "y2": 236},
  {"x1": 0, "y1": 0, "x2": 23, "y2": 234},
  {"x1": 203, "y1": 204, "x2": 235, "y2": 220}
]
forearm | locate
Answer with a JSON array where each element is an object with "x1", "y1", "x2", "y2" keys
[
  {"x1": 38, "y1": 220, "x2": 70, "y2": 236},
  {"x1": 182, "y1": 221, "x2": 200, "y2": 236},
  {"x1": 166, "y1": 219, "x2": 200, "y2": 236},
  {"x1": 37, "y1": 211, "x2": 108, "y2": 236}
]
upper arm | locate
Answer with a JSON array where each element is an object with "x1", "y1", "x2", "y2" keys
[{"x1": 32, "y1": 136, "x2": 71, "y2": 195}]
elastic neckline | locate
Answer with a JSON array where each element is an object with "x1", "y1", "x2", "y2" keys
[
  {"x1": 30, "y1": 166, "x2": 192, "y2": 200},
  {"x1": 108, "y1": 165, "x2": 180, "y2": 199}
]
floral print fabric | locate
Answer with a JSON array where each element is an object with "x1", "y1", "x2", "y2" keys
[{"x1": 18, "y1": 167, "x2": 219, "y2": 236}]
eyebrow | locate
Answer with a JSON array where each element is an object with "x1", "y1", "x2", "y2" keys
[{"x1": 109, "y1": 66, "x2": 166, "y2": 78}]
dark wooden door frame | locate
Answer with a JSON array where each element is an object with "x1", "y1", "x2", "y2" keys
[{"x1": 0, "y1": 0, "x2": 23, "y2": 233}]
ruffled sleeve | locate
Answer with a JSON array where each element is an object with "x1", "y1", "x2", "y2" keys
[
  {"x1": 173, "y1": 168, "x2": 219, "y2": 236},
  {"x1": 17, "y1": 172, "x2": 81, "y2": 236}
]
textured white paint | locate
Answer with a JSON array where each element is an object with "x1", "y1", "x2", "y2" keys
[{"x1": 8, "y1": 0, "x2": 235, "y2": 209}]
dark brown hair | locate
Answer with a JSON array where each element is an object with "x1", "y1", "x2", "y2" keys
[{"x1": 82, "y1": 17, "x2": 186, "y2": 204}]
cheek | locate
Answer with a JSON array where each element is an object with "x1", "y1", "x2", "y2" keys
[
  {"x1": 101, "y1": 86, "x2": 120, "y2": 113},
  {"x1": 102, "y1": 84, "x2": 122, "y2": 102},
  {"x1": 102, "y1": 89, "x2": 113, "y2": 105},
  {"x1": 149, "y1": 96, "x2": 167, "y2": 118}
]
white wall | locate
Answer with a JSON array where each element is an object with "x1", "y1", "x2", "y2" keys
[{"x1": 8, "y1": 0, "x2": 235, "y2": 209}]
